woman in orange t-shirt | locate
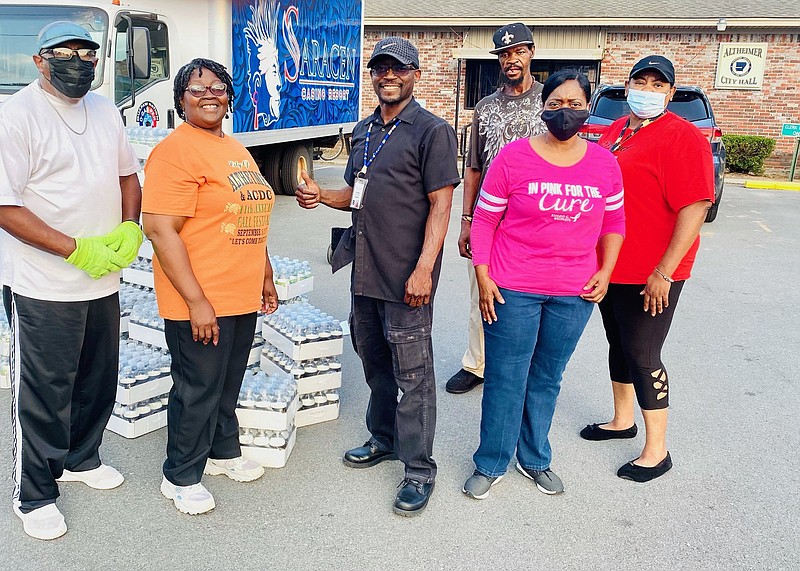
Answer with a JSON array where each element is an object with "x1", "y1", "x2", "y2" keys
[{"x1": 142, "y1": 59, "x2": 278, "y2": 515}]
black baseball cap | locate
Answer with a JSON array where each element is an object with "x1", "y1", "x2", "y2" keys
[
  {"x1": 629, "y1": 55, "x2": 675, "y2": 84},
  {"x1": 367, "y1": 37, "x2": 419, "y2": 69},
  {"x1": 490, "y1": 23, "x2": 534, "y2": 54}
]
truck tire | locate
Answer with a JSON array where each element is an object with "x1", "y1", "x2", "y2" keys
[
  {"x1": 280, "y1": 144, "x2": 313, "y2": 196},
  {"x1": 261, "y1": 147, "x2": 283, "y2": 196}
]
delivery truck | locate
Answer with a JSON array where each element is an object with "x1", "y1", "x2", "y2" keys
[{"x1": 0, "y1": 0, "x2": 364, "y2": 194}]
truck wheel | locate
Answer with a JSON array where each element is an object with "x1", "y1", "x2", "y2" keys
[
  {"x1": 262, "y1": 147, "x2": 282, "y2": 196},
  {"x1": 281, "y1": 144, "x2": 313, "y2": 196}
]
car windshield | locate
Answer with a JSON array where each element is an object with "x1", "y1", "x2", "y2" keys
[
  {"x1": 593, "y1": 88, "x2": 712, "y2": 122},
  {"x1": 667, "y1": 91, "x2": 711, "y2": 122},
  {"x1": 0, "y1": 5, "x2": 108, "y2": 95},
  {"x1": 592, "y1": 90, "x2": 630, "y2": 120}
]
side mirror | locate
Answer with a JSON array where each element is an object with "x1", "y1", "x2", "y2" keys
[{"x1": 131, "y1": 27, "x2": 151, "y2": 80}]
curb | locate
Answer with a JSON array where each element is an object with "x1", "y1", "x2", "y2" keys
[{"x1": 743, "y1": 181, "x2": 800, "y2": 191}]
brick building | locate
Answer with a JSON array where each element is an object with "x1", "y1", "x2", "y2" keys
[{"x1": 361, "y1": 1, "x2": 800, "y2": 175}]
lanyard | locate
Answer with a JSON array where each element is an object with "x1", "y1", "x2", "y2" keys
[
  {"x1": 609, "y1": 112, "x2": 664, "y2": 154},
  {"x1": 359, "y1": 118, "x2": 400, "y2": 176}
]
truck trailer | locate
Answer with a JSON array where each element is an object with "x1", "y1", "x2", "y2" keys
[{"x1": 0, "y1": 0, "x2": 364, "y2": 194}]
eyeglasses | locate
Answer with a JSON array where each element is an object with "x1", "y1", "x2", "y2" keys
[
  {"x1": 370, "y1": 64, "x2": 417, "y2": 77},
  {"x1": 185, "y1": 83, "x2": 228, "y2": 97},
  {"x1": 39, "y1": 47, "x2": 97, "y2": 62}
]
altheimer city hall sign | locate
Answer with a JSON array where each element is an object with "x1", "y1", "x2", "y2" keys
[{"x1": 715, "y1": 42, "x2": 768, "y2": 90}]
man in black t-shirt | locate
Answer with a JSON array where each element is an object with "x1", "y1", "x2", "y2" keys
[
  {"x1": 296, "y1": 37, "x2": 460, "y2": 517},
  {"x1": 446, "y1": 22, "x2": 547, "y2": 395}
]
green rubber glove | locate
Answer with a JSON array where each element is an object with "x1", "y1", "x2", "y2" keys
[
  {"x1": 65, "y1": 236, "x2": 127, "y2": 280},
  {"x1": 104, "y1": 221, "x2": 143, "y2": 267}
]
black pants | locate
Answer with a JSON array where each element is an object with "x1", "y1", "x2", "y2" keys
[
  {"x1": 3, "y1": 285, "x2": 10, "y2": 323},
  {"x1": 163, "y1": 313, "x2": 256, "y2": 486},
  {"x1": 350, "y1": 295, "x2": 437, "y2": 483},
  {"x1": 598, "y1": 282, "x2": 684, "y2": 410},
  {"x1": 10, "y1": 291, "x2": 120, "y2": 513}
]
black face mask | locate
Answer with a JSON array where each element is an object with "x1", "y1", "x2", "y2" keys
[
  {"x1": 540, "y1": 108, "x2": 589, "y2": 141},
  {"x1": 47, "y1": 56, "x2": 95, "y2": 98}
]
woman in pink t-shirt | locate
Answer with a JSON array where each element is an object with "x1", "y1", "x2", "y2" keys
[{"x1": 462, "y1": 70, "x2": 625, "y2": 499}]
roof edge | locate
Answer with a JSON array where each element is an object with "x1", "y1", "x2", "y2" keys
[{"x1": 364, "y1": 17, "x2": 800, "y2": 28}]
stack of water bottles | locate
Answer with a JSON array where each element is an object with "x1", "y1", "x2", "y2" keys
[
  {"x1": 121, "y1": 255, "x2": 154, "y2": 289},
  {"x1": 110, "y1": 239, "x2": 168, "y2": 437},
  {"x1": 260, "y1": 301, "x2": 344, "y2": 429},
  {"x1": 0, "y1": 309, "x2": 10, "y2": 390},
  {"x1": 235, "y1": 366, "x2": 298, "y2": 467},
  {"x1": 119, "y1": 282, "x2": 155, "y2": 333},
  {"x1": 127, "y1": 295, "x2": 166, "y2": 349},
  {"x1": 271, "y1": 256, "x2": 314, "y2": 299},
  {"x1": 107, "y1": 339, "x2": 172, "y2": 438},
  {"x1": 109, "y1": 225, "x2": 346, "y2": 457},
  {"x1": 125, "y1": 126, "x2": 173, "y2": 149},
  {"x1": 260, "y1": 343, "x2": 343, "y2": 427}
]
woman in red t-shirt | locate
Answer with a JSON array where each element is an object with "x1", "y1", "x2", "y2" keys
[{"x1": 581, "y1": 55, "x2": 714, "y2": 482}]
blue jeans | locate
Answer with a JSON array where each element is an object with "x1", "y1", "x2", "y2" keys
[{"x1": 473, "y1": 288, "x2": 594, "y2": 476}]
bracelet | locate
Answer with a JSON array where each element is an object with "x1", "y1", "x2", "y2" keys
[
  {"x1": 461, "y1": 214, "x2": 473, "y2": 222},
  {"x1": 653, "y1": 267, "x2": 674, "y2": 283}
]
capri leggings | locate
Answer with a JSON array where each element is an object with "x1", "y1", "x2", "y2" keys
[{"x1": 598, "y1": 281, "x2": 684, "y2": 410}]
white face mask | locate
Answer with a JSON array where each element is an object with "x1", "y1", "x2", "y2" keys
[{"x1": 626, "y1": 88, "x2": 668, "y2": 119}]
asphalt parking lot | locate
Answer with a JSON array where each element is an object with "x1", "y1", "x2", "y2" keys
[{"x1": 0, "y1": 168, "x2": 798, "y2": 571}]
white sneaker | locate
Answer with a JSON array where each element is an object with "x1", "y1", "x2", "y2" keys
[
  {"x1": 13, "y1": 502, "x2": 67, "y2": 540},
  {"x1": 160, "y1": 477, "x2": 215, "y2": 515},
  {"x1": 57, "y1": 464, "x2": 124, "y2": 490},
  {"x1": 203, "y1": 457, "x2": 264, "y2": 482}
]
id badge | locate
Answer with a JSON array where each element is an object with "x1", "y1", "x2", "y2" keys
[{"x1": 350, "y1": 177, "x2": 368, "y2": 209}]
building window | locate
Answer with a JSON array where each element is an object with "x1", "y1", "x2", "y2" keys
[{"x1": 464, "y1": 59, "x2": 599, "y2": 109}]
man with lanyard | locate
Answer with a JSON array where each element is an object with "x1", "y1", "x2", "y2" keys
[
  {"x1": 583, "y1": 55, "x2": 713, "y2": 482},
  {"x1": 296, "y1": 37, "x2": 460, "y2": 516},
  {"x1": 445, "y1": 22, "x2": 546, "y2": 395},
  {"x1": 0, "y1": 21, "x2": 142, "y2": 539}
]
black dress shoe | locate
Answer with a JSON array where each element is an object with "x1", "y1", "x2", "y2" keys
[
  {"x1": 617, "y1": 452, "x2": 672, "y2": 482},
  {"x1": 580, "y1": 422, "x2": 638, "y2": 441},
  {"x1": 445, "y1": 369, "x2": 484, "y2": 394},
  {"x1": 393, "y1": 479, "x2": 434, "y2": 516},
  {"x1": 342, "y1": 441, "x2": 397, "y2": 468}
]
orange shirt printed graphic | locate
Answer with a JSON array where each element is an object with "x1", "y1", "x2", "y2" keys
[{"x1": 142, "y1": 123, "x2": 274, "y2": 320}]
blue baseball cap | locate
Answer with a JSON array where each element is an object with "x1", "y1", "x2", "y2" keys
[{"x1": 36, "y1": 21, "x2": 100, "y2": 53}]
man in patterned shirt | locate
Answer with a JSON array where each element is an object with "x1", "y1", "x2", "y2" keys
[{"x1": 446, "y1": 22, "x2": 547, "y2": 394}]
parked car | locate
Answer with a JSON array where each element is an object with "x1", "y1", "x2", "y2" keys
[{"x1": 580, "y1": 85, "x2": 725, "y2": 222}]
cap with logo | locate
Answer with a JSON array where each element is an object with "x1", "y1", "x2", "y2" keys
[
  {"x1": 629, "y1": 55, "x2": 675, "y2": 85},
  {"x1": 367, "y1": 37, "x2": 420, "y2": 69},
  {"x1": 490, "y1": 22, "x2": 534, "y2": 55},
  {"x1": 36, "y1": 20, "x2": 100, "y2": 53}
]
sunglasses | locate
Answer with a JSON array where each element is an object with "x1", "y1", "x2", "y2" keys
[
  {"x1": 370, "y1": 64, "x2": 417, "y2": 77},
  {"x1": 40, "y1": 47, "x2": 97, "y2": 61},
  {"x1": 185, "y1": 83, "x2": 228, "y2": 97}
]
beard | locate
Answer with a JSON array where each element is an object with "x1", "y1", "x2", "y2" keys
[{"x1": 504, "y1": 74, "x2": 524, "y2": 87}]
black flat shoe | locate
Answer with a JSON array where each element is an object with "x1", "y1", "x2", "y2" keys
[
  {"x1": 342, "y1": 441, "x2": 397, "y2": 468},
  {"x1": 617, "y1": 452, "x2": 672, "y2": 482},
  {"x1": 393, "y1": 479, "x2": 434, "y2": 516},
  {"x1": 580, "y1": 422, "x2": 638, "y2": 441},
  {"x1": 445, "y1": 369, "x2": 484, "y2": 394}
]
